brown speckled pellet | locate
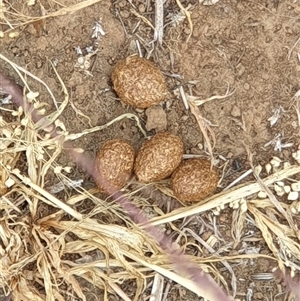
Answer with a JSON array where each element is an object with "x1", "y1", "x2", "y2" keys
[
  {"x1": 94, "y1": 139, "x2": 135, "y2": 193},
  {"x1": 112, "y1": 55, "x2": 168, "y2": 109},
  {"x1": 134, "y1": 132, "x2": 183, "y2": 183},
  {"x1": 171, "y1": 158, "x2": 219, "y2": 202}
]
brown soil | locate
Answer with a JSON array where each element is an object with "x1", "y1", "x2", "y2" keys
[{"x1": 1, "y1": 0, "x2": 300, "y2": 300}]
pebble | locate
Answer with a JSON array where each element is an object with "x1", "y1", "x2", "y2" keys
[
  {"x1": 212, "y1": 38, "x2": 222, "y2": 45},
  {"x1": 184, "y1": 27, "x2": 191, "y2": 35},
  {"x1": 244, "y1": 82, "x2": 250, "y2": 90},
  {"x1": 236, "y1": 64, "x2": 245, "y2": 76},
  {"x1": 120, "y1": 9, "x2": 130, "y2": 19},
  {"x1": 227, "y1": 152, "x2": 234, "y2": 159},
  {"x1": 118, "y1": 0, "x2": 126, "y2": 7},
  {"x1": 145, "y1": 105, "x2": 167, "y2": 132},
  {"x1": 138, "y1": 4, "x2": 146, "y2": 13},
  {"x1": 231, "y1": 105, "x2": 241, "y2": 117}
]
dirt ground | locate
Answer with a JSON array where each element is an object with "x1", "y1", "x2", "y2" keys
[{"x1": 1, "y1": 0, "x2": 300, "y2": 300}]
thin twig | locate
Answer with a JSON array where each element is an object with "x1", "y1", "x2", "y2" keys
[
  {"x1": 189, "y1": 101, "x2": 215, "y2": 164},
  {"x1": 154, "y1": 0, "x2": 164, "y2": 45}
]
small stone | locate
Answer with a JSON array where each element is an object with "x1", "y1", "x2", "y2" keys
[
  {"x1": 227, "y1": 152, "x2": 234, "y2": 159},
  {"x1": 145, "y1": 105, "x2": 167, "y2": 132},
  {"x1": 282, "y1": 149, "x2": 290, "y2": 158},
  {"x1": 212, "y1": 38, "x2": 221, "y2": 45},
  {"x1": 118, "y1": 0, "x2": 126, "y2": 7},
  {"x1": 120, "y1": 9, "x2": 130, "y2": 19},
  {"x1": 184, "y1": 27, "x2": 191, "y2": 35},
  {"x1": 201, "y1": 230, "x2": 213, "y2": 241},
  {"x1": 131, "y1": 126, "x2": 138, "y2": 134},
  {"x1": 244, "y1": 83, "x2": 250, "y2": 90},
  {"x1": 236, "y1": 64, "x2": 245, "y2": 76},
  {"x1": 265, "y1": 36, "x2": 272, "y2": 43},
  {"x1": 138, "y1": 4, "x2": 146, "y2": 13},
  {"x1": 231, "y1": 105, "x2": 241, "y2": 117},
  {"x1": 35, "y1": 60, "x2": 43, "y2": 69}
]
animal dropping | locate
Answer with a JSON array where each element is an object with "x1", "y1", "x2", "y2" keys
[
  {"x1": 171, "y1": 158, "x2": 219, "y2": 202},
  {"x1": 94, "y1": 139, "x2": 135, "y2": 194},
  {"x1": 112, "y1": 55, "x2": 168, "y2": 108},
  {"x1": 134, "y1": 132, "x2": 183, "y2": 183}
]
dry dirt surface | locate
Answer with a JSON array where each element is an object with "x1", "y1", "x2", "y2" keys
[{"x1": 1, "y1": 0, "x2": 300, "y2": 300}]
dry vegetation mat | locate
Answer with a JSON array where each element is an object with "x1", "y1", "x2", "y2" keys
[
  {"x1": 1, "y1": 53, "x2": 300, "y2": 301},
  {"x1": 0, "y1": 55, "x2": 232, "y2": 301},
  {"x1": 1, "y1": 1, "x2": 300, "y2": 301}
]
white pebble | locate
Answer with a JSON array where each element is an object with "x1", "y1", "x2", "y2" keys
[
  {"x1": 274, "y1": 184, "x2": 283, "y2": 193},
  {"x1": 254, "y1": 165, "x2": 262, "y2": 176},
  {"x1": 270, "y1": 159, "x2": 280, "y2": 168},
  {"x1": 258, "y1": 191, "x2": 267, "y2": 198},
  {"x1": 240, "y1": 201, "x2": 248, "y2": 213},
  {"x1": 283, "y1": 186, "x2": 291, "y2": 194},
  {"x1": 265, "y1": 163, "x2": 272, "y2": 174},
  {"x1": 292, "y1": 150, "x2": 300, "y2": 163},
  {"x1": 5, "y1": 178, "x2": 15, "y2": 188},
  {"x1": 213, "y1": 209, "x2": 220, "y2": 216},
  {"x1": 276, "y1": 191, "x2": 285, "y2": 197},
  {"x1": 291, "y1": 182, "x2": 300, "y2": 192},
  {"x1": 291, "y1": 206, "x2": 297, "y2": 214},
  {"x1": 232, "y1": 201, "x2": 240, "y2": 209},
  {"x1": 287, "y1": 191, "x2": 299, "y2": 201}
]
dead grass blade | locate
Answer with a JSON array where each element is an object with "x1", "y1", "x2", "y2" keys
[
  {"x1": 66, "y1": 113, "x2": 147, "y2": 141},
  {"x1": 187, "y1": 86, "x2": 234, "y2": 163},
  {"x1": 175, "y1": 0, "x2": 193, "y2": 42},
  {"x1": 0, "y1": 54, "x2": 58, "y2": 110},
  {"x1": 189, "y1": 101, "x2": 216, "y2": 163},
  {"x1": 130, "y1": 8, "x2": 155, "y2": 30},
  {"x1": 1, "y1": 0, "x2": 104, "y2": 32},
  {"x1": 124, "y1": 250, "x2": 231, "y2": 300},
  {"x1": 245, "y1": 145, "x2": 299, "y2": 239},
  {"x1": 11, "y1": 171, "x2": 83, "y2": 220},
  {"x1": 248, "y1": 203, "x2": 300, "y2": 269},
  {"x1": 154, "y1": 0, "x2": 164, "y2": 44}
]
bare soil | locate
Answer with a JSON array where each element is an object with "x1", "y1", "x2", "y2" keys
[{"x1": 1, "y1": 0, "x2": 300, "y2": 300}]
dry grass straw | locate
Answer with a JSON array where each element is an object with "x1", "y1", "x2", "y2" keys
[
  {"x1": 0, "y1": 56, "x2": 232, "y2": 300},
  {"x1": 142, "y1": 164, "x2": 300, "y2": 285},
  {"x1": 0, "y1": 54, "x2": 159, "y2": 300},
  {"x1": 174, "y1": 0, "x2": 193, "y2": 42},
  {"x1": 1, "y1": 56, "x2": 300, "y2": 300},
  {"x1": 188, "y1": 85, "x2": 235, "y2": 163},
  {"x1": 0, "y1": 0, "x2": 104, "y2": 34},
  {"x1": 1, "y1": 63, "x2": 300, "y2": 301}
]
